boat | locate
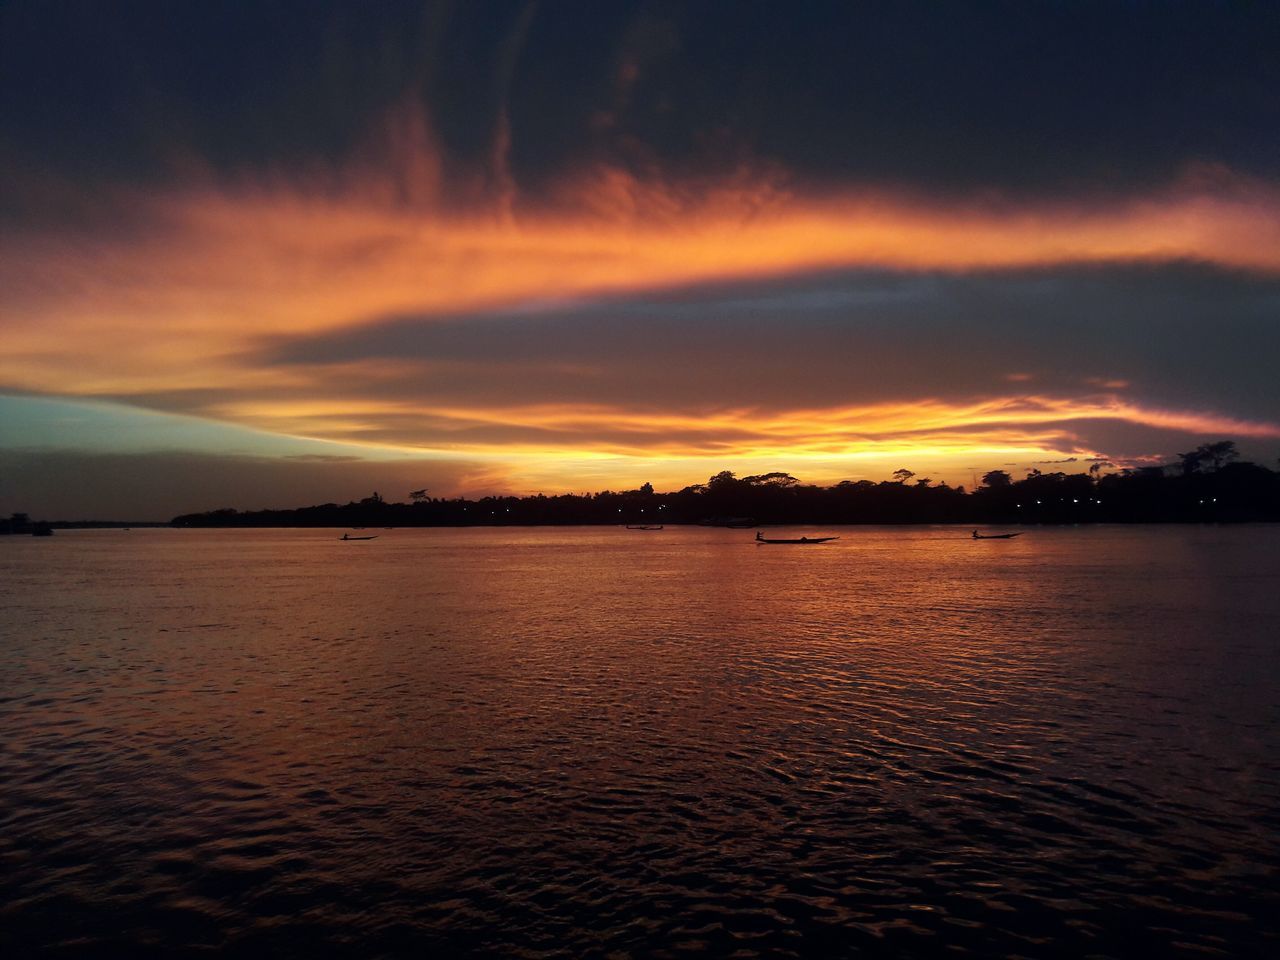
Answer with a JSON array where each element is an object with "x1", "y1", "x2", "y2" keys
[
  {"x1": 699, "y1": 516, "x2": 757, "y2": 528},
  {"x1": 625, "y1": 524, "x2": 663, "y2": 530},
  {"x1": 971, "y1": 530, "x2": 1022, "y2": 539},
  {"x1": 756, "y1": 531, "x2": 838, "y2": 544},
  {"x1": 341, "y1": 534, "x2": 378, "y2": 540}
]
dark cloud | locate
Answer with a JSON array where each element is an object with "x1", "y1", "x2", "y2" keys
[
  {"x1": 251, "y1": 262, "x2": 1280, "y2": 419},
  {"x1": 4, "y1": 1, "x2": 1278, "y2": 213}
]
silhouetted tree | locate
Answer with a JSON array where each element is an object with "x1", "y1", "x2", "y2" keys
[
  {"x1": 982, "y1": 470, "x2": 1012, "y2": 488},
  {"x1": 892, "y1": 469, "x2": 915, "y2": 484},
  {"x1": 1179, "y1": 441, "x2": 1238, "y2": 475},
  {"x1": 744, "y1": 472, "x2": 799, "y2": 487}
]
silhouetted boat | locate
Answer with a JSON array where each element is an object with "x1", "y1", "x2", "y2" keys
[
  {"x1": 971, "y1": 531, "x2": 1022, "y2": 539},
  {"x1": 341, "y1": 534, "x2": 378, "y2": 541},
  {"x1": 700, "y1": 516, "x2": 757, "y2": 528},
  {"x1": 31, "y1": 523, "x2": 53, "y2": 537},
  {"x1": 625, "y1": 524, "x2": 663, "y2": 530},
  {"x1": 756, "y1": 532, "x2": 838, "y2": 544}
]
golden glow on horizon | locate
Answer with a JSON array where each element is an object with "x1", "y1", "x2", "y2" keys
[{"x1": 175, "y1": 391, "x2": 1280, "y2": 497}]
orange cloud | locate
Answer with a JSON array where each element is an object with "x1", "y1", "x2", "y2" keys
[{"x1": 4, "y1": 164, "x2": 1280, "y2": 366}]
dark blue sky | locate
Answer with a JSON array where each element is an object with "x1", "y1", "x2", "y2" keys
[{"x1": 5, "y1": 1, "x2": 1278, "y2": 204}]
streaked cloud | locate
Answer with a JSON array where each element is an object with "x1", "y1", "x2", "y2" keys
[{"x1": 4, "y1": 167, "x2": 1278, "y2": 390}]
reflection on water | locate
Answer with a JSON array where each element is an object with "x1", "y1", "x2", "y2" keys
[{"x1": 2, "y1": 526, "x2": 1278, "y2": 957}]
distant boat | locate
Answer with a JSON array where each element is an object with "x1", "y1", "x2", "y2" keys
[
  {"x1": 971, "y1": 530, "x2": 1023, "y2": 539},
  {"x1": 31, "y1": 523, "x2": 53, "y2": 537},
  {"x1": 700, "y1": 516, "x2": 757, "y2": 528},
  {"x1": 756, "y1": 531, "x2": 838, "y2": 544},
  {"x1": 341, "y1": 534, "x2": 378, "y2": 541},
  {"x1": 625, "y1": 524, "x2": 663, "y2": 530}
]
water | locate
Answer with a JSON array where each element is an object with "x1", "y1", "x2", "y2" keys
[{"x1": 2, "y1": 525, "x2": 1278, "y2": 957}]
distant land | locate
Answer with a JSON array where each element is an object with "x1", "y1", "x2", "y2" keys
[
  {"x1": 158, "y1": 443, "x2": 1277, "y2": 529},
  {"x1": 0, "y1": 517, "x2": 169, "y2": 534},
  {"x1": 5, "y1": 443, "x2": 1275, "y2": 533}
]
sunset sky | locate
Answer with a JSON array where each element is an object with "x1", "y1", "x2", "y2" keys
[{"x1": 3, "y1": 1, "x2": 1279, "y2": 519}]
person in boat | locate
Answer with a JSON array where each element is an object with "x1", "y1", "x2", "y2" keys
[
  {"x1": 972, "y1": 530, "x2": 979, "y2": 539},
  {"x1": 756, "y1": 531, "x2": 763, "y2": 541}
]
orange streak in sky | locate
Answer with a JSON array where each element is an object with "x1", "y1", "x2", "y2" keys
[
  {"x1": 210, "y1": 393, "x2": 1280, "y2": 460},
  {"x1": 4, "y1": 169, "x2": 1280, "y2": 362}
]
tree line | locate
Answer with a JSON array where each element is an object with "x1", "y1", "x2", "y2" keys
[{"x1": 169, "y1": 442, "x2": 1280, "y2": 528}]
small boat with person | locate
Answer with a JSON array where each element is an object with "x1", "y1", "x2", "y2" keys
[
  {"x1": 971, "y1": 530, "x2": 1023, "y2": 539},
  {"x1": 625, "y1": 524, "x2": 664, "y2": 530},
  {"x1": 341, "y1": 533, "x2": 378, "y2": 541},
  {"x1": 756, "y1": 531, "x2": 839, "y2": 544}
]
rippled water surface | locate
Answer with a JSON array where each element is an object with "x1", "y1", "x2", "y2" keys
[{"x1": 3, "y1": 525, "x2": 1279, "y2": 957}]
